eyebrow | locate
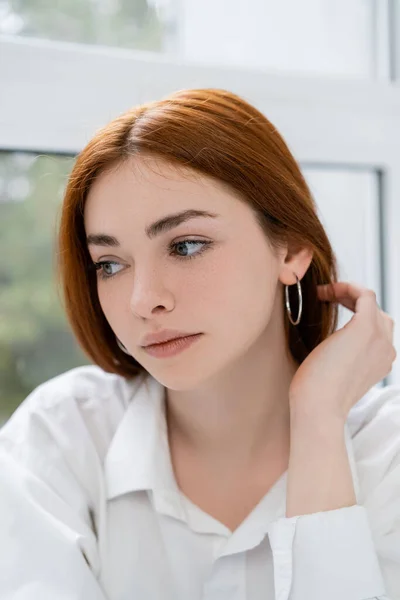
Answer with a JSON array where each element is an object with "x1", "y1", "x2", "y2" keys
[{"x1": 86, "y1": 209, "x2": 219, "y2": 247}]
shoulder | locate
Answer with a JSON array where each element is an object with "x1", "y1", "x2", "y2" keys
[
  {"x1": 0, "y1": 364, "x2": 140, "y2": 448},
  {"x1": 0, "y1": 365, "x2": 145, "y2": 505},
  {"x1": 11, "y1": 363, "x2": 139, "y2": 414},
  {"x1": 347, "y1": 383, "x2": 400, "y2": 526}
]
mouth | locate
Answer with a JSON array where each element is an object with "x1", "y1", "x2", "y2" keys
[
  {"x1": 146, "y1": 334, "x2": 196, "y2": 347},
  {"x1": 142, "y1": 333, "x2": 203, "y2": 358}
]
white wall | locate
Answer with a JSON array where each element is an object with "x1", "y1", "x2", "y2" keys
[{"x1": 180, "y1": 0, "x2": 374, "y2": 77}]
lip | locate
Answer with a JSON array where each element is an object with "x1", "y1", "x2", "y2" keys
[
  {"x1": 142, "y1": 333, "x2": 203, "y2": 358},
  {"x1": 141, "y1": 329, "x2": 201, "y2": 347}
]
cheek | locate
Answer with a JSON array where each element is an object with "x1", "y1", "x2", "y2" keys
[
  {"x1": 98, "y1": 291, "x2": 112, "y2": 316},
  {"x1": 184, "y1": 255, "x2": 247, "y2": 317},
  {"x1": 207, "y1": 249, "x2": 277, "y2": 326},
  {"x1": 96, "y1": 283, "x2": 129, "y2": 332}
]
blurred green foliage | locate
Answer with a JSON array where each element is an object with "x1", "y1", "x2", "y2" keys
[
  {"x1": 1, "y1": 0, "x2": 167, "y2": 51},
  {"x1": 0, "y1": 152, "x2": 91, "y2": 424}
]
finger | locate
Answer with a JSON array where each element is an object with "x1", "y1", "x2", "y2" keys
[
  {"x1": 317, "y1": 282, "x2": 371, "y2": 312},
  {"x1": 381, "y1": 313, "x2": 396, "y2": 340},
  {"x1": 354, "y1": 290, "x2": 380, "y2": 318}
]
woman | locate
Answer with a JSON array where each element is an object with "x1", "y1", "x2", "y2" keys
[{"x1": 0, "y1": 88, "x2": 399, "y2": 599}]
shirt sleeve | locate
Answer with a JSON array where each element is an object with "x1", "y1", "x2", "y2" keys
[
  {"x1": 0, "y1": 388, "x2": 109, "y2": 599},
  {"x1": 268, "y1": 505, "x2": 389, "y2": 600},
  {"x1": 267, "y1": 384, "x2": 400, "y2": 600}
]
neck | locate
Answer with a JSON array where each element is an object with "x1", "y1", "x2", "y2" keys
[{"x1": 165, "y1": 326, "x2": 298, "y2": 473}]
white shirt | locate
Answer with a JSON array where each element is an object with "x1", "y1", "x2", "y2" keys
[{"x1": 0, "y1": 365, "x2": 399, "y2": 600}]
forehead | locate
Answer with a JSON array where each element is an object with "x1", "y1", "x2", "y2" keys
[{"x1": 85, "y1": 156, "x2": 235, "y2": 220}]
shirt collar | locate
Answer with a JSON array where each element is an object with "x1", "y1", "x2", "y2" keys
[{"x1": 104, "y1": 372, "x2": 181, "y2": 502}]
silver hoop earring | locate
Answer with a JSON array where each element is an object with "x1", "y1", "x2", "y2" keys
[
  {"x1": 116, "y1": 338, "x2": 131, "y2": 355},
  {"x1": 285, "y1": 273, "x2": 302, "y2": 326}
]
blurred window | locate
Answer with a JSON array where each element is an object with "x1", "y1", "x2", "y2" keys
[
  {"x1": 0, "y1": 151, "x2": 88, "y2": 425},
  {"x1": 0, "y1": 0, "x2": 178, "y2": 53}
]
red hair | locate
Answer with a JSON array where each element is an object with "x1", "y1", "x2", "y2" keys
[{"x1": 57, "y1": 88, "x2": 338, "y2": 377}]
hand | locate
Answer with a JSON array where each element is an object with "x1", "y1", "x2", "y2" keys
[{"x1": 288, "y1": 282, "x2": 397, "y2": 423}]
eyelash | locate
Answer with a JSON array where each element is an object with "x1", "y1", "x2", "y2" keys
[{"x1": 92, "y1": 239, "x2": 212, "y2": 281}]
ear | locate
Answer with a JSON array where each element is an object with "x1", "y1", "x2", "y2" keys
[{"x1": 278, "y1": 245, "x2": 314, "y2": 286}]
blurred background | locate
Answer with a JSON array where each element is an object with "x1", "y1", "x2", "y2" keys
[{"x1": 1, "y1": 0, "x2": 400, "y2": 424}]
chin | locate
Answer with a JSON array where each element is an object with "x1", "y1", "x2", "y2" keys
[
  {"x1": 144, "y1": 356, "x2": 216, "y2": 391},
  {"x1": 147, "y1": 368, "x2": 205, "y2": 392}
]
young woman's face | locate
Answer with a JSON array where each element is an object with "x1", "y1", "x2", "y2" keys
[{"x1": 84, "y1": 156, "x2": 288, "y2": 389}]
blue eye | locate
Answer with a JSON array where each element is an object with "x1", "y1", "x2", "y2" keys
[
  {"x1": 169, "y1": 239, "x2": 212, "y2": 260},
  {"x1": 93, "y1": 260, "x2": 124, "y2": 281}
]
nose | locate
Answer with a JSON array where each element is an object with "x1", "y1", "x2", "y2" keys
[{"x1": 129, "y1": 267, "x2": 175, "y2": 319}]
